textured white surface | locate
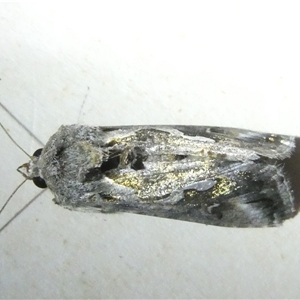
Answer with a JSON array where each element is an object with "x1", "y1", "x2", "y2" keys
[{"x1": 1, "y1": 2, "x2": 300, "y2": 298}]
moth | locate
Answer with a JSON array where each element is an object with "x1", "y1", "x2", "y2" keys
[{"x1": 13, "y1": 125, "x2": 297, "y2": 228}]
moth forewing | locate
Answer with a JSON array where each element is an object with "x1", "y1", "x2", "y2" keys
[{"x1": 29, "y1": 125, "x2": 296, "y2": 228}]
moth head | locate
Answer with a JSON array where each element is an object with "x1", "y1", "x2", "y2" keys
[
  {"x1": 17, "y1": 148, "x2": 47, "y2": 189},
  {"x1": 0, "y1": 123, "x2": 49, "y2": 218}
]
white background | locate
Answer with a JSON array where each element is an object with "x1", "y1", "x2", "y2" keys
[{"x1": 1, "y1": 1, "x2": 300, "y2": 298}]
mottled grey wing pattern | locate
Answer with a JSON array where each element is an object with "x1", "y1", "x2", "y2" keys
[{"x1": 37, "y1": 125, "x2": 296, "y2": 227}]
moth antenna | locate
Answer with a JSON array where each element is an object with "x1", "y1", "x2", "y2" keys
[
  {"x1": 0, "y1": 123, "x2": 31, "y2": 158},
  {"x1": 0, "y1": 190, "x2": 45, "y2": 233},
  {"x1": 0, "y1": 178, "x2": 27, "y2": 214},
  {"x1": 77, "y1": 86, "x2": 90, "y2": 123},
  {"x1": 0, "y1": 102, "x2": 44, "y2": 145}
]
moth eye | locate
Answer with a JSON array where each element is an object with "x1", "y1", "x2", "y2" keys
[
  {"x1": 33, "y1": 176, "x2": 47, "y2": 189},
  {"x1": 33, "y1": 148, "x2": 43, "y2": 158}
]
